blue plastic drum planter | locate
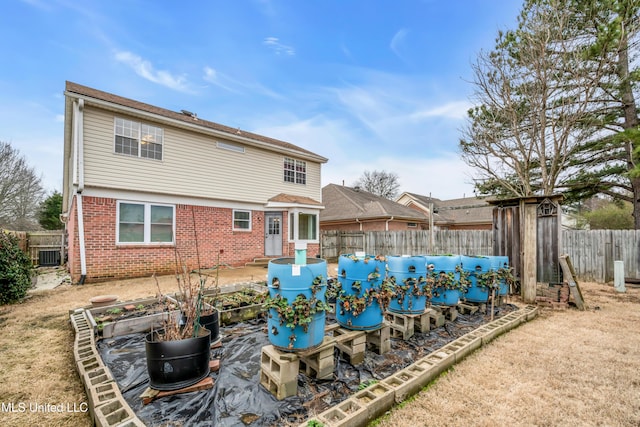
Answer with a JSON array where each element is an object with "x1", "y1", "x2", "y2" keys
[
  {"x1": 426, "y1": 255, "x2": 463, "y2": 307},
  {"x1": 387, "y1": 255, "x2": 429, "y2": 314},
  {"x1": 492, "y1": 256, "x2": 511, "y2": 296},
  {"x1": 265, "y1": 257, "x2": 330, "y2": 351},
  {"x1": 460, "y1": 255, "x2": 493, "y2": 303},
  {"x1": 335, "y1": 254, "x2": 390, "y2": 330}
]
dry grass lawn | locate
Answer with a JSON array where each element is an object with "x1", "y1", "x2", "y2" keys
[{"x1": 0, "y1": 267, "x2": 638, "y2": 427}]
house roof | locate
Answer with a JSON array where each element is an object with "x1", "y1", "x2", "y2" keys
[
  {"x1": 267, "y1": 193, "x2": 323, "y2": 207},
  {"x1": 64, "y1": 81, "x2": 328, "y2": 163},
  {"x1": 321, "y1": 184, "x2": 428, "y2": 223},
  {"x1": 399, "y1": 192, "x2": 493, "y2": 225}
]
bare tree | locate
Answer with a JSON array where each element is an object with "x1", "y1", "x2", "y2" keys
[
  {"x1": 0, "y1": 141, "x2": 45, "y2": 230},
  {"x1": 353, "y1": 170, "x2": 400, "y2": 199},
  {"x1": 460, "y1": 1, "x2": 609, "y2": 198}
]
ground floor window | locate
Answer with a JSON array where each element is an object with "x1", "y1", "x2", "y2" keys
[
  {"x1": 289, "y1": 210, "x2": 318, "y2": 242},
  {"x1": 117, "y1": 201, "x2": 175, "y2": 244},
  {"x1": 233, "y1": 210, "x2": 251, "y2": 230}
]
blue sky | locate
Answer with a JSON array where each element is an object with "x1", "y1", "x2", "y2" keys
[{"x1": 0, "y1": 0, "x2": 522, "y2": 199}]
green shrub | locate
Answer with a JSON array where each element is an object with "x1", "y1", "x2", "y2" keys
[{"x1": 0, "y1": 232, "x2": 33, "y2": 304}]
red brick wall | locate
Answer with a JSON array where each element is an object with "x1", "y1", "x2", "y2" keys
[{"x1": 67, "y1": 195, "x2": 293, "y2": 283}]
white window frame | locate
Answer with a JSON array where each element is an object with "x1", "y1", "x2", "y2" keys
[
  {"x1": 288, "y1": 208, "x2": 319, "y2": 243},
  {"x1": 116, "y1": 201, "x2": 175, "y2": 245},
  {"x1": 232, "y1": 209, "x2": 252, "y2": 231},
  {"x1": 114, "y1": 117, "x2": 163, "y2": 161},
  {"x1": 283, "y1": 157, "x2": 306, "y2": 185}
]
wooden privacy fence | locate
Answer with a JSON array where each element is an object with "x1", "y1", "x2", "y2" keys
[
  {"x1": 320, "y1": 229, "x2": 640, "y2": 283},
  {"x1": 2, "y1": 229, "x2": 65, "y2": 266},
  {"x1": 320, "y1": 230, "x2": 493, "y2": 259}
]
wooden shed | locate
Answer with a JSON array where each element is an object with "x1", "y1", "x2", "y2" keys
[{"x1": 488, "y1": 195, "x2": 564, "y2": 303}]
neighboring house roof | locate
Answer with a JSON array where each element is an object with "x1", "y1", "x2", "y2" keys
[
  {"x1": 64, "y1": 81, "x2": 328, "y2": 163},
  {"x1": 398, "y1": 192, "x2": 493, "y2": 226},
  {"x1": 321, "y1": 184, "x2": 428, "y2": 222}
]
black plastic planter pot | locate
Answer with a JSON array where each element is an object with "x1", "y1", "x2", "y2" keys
[
  {"x1": 145, "y1": 328, "x2": 211, "y2": 391},
  {"x1": 199, "y1": 311, "x2": 220, "y2": 344},
  {"x1": 180, "y1": 310, "x2": 220, "y2": 344}
]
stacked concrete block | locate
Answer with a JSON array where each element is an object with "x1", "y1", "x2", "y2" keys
[
  {"x1": 385, "y1": 309, "x2": 440, "y2": 340},
  {"x1": 431, "y1": 304, "x2": 458, "y2": 322},
  {"x1": 70, "y1": 309, "x2": 144, "y2": 427},
  {"x1": 334, "y1": 329, "x2": 367, "y2": 365},
  {"x1": 297, "y1": 337, "x2": 336, "y2": 380},
  {"x1": 260, "y1": 345, "x2": 300, "y2": 400},
  {"x1": 365, "y1": 322, "x2": 391, "y2": 354}
]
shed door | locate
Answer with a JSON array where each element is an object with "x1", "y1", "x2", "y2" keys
[{"x1": 265, "y1": 212, "x2": 282, "y2": 256}]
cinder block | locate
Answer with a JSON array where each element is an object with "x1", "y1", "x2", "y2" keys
[
  {"x1": 76, "y1": 356, "x2": 105, "y2": 385},
  {"x1": 94, "y1": 397, "x2": 137, "y2": 427},
  {"x1": 299, "y1": 339, "x2": 336, "y2": 378},
  {"x1": 351, "y1": 382, "x2": 394, "y2": 421},
  {"x1": 414, "y1": 311, "x2": 431, "y2": 333},
  {"x1": 83, "y1": 366, "x2": 113, "y2": 388},
  {"x1": 319, "y1": 397, "x2": 368, "y2": 427},
  {"x1": 366, "y1": 324, "x2": 390, "y2": 354},
  {"x1": 260, "y1": 345, "x2": 300, "y2": 399},
  {"x1": 260, "y1": 370, "x2": 297, "y2": 400},
  {"x1": 260, "y1": 345, "x2": 299, "y2": 384},
  {"x1": 385, "y1": 312, "x2": 415, "y2": 340},
  {"x1": 427, "y1": 310, "x2": 445, "y2": 328}
]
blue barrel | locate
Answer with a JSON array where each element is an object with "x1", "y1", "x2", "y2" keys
[
  {"x1": 266, "y1": 257, "x2": 327, "y2": 351},
  {"x1": 494, "y1": 256, "x2": 510, "y2": 295},
  {"x1": 387, "y1": 255, "x2": 428, "y2": 314},
  {"x1": 335, "y1": 254, "x2": 386, "y2": 330},
  {"x1": 461, "y1": 255, "x2": 492, "y2": 302},
  {"x1": 426, "y1": 255, "x2": 462, "y2": 306}
]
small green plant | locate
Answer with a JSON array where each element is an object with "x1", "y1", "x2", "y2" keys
[
  {"x1": 106, "y1": 308, "x2": 122, "y2": 315},
  {"x1": 358, "y1": 379, "x2": 379, "y2": 390},
  {"x1": 307, "y1": 420, "x2": 325, "y2": 427},
  {"x1": 0, "y1": 232, "x2": 34, "y2": 305},
  {"x1": 136, "y1": 304, "x2": 145, "y2": 310}
]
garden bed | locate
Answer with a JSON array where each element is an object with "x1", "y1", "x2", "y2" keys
[
  {"x1": 95, "y1": 303, "x2": 520, "y2": 426},
  {"x1": 203, "y1": 282, "x2": 267, "y2": 325},
  {"x1": 86, "y1": 296, "x2": 181, "y2": 339}
]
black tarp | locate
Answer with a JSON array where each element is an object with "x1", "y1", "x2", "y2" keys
[{"x1": 98, "y1": 304, "x2": 517, "y2": 426}]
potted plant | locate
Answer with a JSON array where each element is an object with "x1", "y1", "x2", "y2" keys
[{"x1": 145, "y1": 263, "x2": 212, "y2": 391}]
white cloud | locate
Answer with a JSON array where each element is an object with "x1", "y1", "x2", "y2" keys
[
  {"x1": 263, "y1": 37, "x2": 295, "y2": 56},
  {"x1": 411, "y1": 100, "x2": 472, "y2": 120},
  {"x1": 114, "y1": 50, "x2": 191, "y2": 92},
  {"x1": 390, "y1": 28, "x2": 409, "y2": 60},
  {"x1": 247, "y1": 112, "x2": 476, "y2": 200}
]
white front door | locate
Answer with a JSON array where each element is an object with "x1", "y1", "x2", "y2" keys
[{"x1": 265, "y1": 212, "x2": 282, "y2": 256}]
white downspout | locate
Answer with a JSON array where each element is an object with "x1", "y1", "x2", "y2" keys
[
  {"x1": 72, "y1": 101, "x2": 79, "y2": 187},
  {"x1": 77, "y1": 99, "x2": 85, "y2": 192},
  {"x1": 385, "y1": 216, "x2": 394, "y2": 231},
  {"x1": 355, "y1": 218, "x2": 362, "y2": 231},
  {"x1": 76, "y1": 99, "x2": 87, "y2": 283},
  {"x1": 77, "y1": 194, "x2": 87, "y2": 282}
]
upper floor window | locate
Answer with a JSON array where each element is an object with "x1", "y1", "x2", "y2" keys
[
  {"x1": 117, "y1": 201, "x2": 174, "y2": 244},
  {"x1": 284, "y1": 157, "x2": 306, "y2": 184},
  {"x1": 115, "y1": 118, "x2": 163, "y2": 160}
]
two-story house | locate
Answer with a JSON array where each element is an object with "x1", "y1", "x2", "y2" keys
[{"x1": 62, "y1": 82, "x2": 327, "y2": 283}]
